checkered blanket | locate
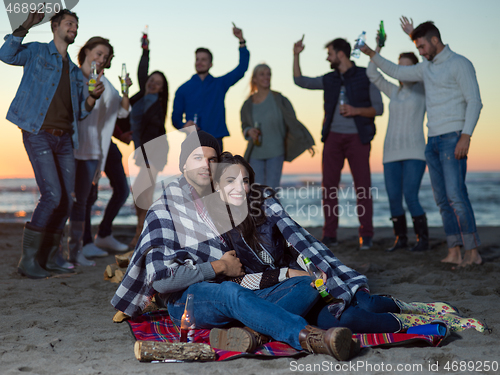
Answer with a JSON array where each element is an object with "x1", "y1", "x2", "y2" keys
[
  {"x1": 112, "y1": 176, "x2": 368, "y2": 319},
  {"x1": 128, "y1": 311, "x2": 445, "y2": 362}
]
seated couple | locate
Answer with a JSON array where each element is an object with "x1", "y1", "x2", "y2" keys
[{"x1": 111, "y1": 131, "x2": 484, "y2": 361}]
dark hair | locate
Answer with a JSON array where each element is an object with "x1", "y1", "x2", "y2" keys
[
  {"x1": 195, "y1": 47, "x2": 213, "y2": 63},
  {"x1": 410, "y1": 21, "x2": 442, "y2": 43},
  {"x1": 147, "y1": 71, "x2": 169, "y2": 119},
  {"x1": 50, "y1": 9, "x2": 78, "y2": 32},
  {"x1": 399, "y1": 52, "x2": 419, "y2": 65},
  {"x1": 78, "y1": 37, "x2": 114, "y2": 69},
  {"x1": 324, "y1": 38, "x2": 351, "y2": 58}
]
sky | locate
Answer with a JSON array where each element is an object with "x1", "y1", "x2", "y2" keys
[{"x1": 0, "y1": 0, "x2": 499, "y2": 178}]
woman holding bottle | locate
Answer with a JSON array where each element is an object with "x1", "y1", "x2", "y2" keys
[
  {"x1": 364, "y1": 33, "x2": 428, "y2": 252},
  {"x1": 67, "y1": 37, "x2": 131, "y2": 266},
  {"x1": 241, "y1": 64, "x2": 314, "y2": 190},
  {"x1": 127, "y1": 34, "x2": 169, "y2": 249}
]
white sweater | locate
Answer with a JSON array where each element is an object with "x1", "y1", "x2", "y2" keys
[
  {"x1": 74, "y1": 75, "x2": 130, "y2": 177},
  {"x1": 366, "y1": 62, "x2": 426, "y2": 163},
  {"x1": 372, "y1": 45, "x2": 482, "y2": 137}
]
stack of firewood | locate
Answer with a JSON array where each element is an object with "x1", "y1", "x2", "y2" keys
[{"x1": 104, "y1": 250, "x2": 134, "y2": 283}]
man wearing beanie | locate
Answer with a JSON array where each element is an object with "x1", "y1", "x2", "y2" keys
[{"x1": 111, "y1": 130, "x2": 356, "y2": 360}]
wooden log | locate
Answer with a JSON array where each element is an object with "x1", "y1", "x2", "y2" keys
[
  {"x1": 115, "y1": 250, "x2": 134, "y2": 268},
  {"x1": 134, "y1": 340, "x2": 216, "y2": 362},
  {"x1": 106, "y1": 264, "x2": 119, "y2": 278}
]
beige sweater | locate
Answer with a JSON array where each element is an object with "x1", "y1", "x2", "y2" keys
[{"x1": 372, "y1": 45, "x2": 482, "y2": 137}]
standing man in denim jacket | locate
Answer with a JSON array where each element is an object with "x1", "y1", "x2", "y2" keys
[
  {"x1": 171, "y1": 25, "x2": 249, "y2": 151},
  {"x1": 0, "y1": 8, "x2": 104, "y2": 278}
]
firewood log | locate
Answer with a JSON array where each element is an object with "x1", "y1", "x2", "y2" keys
[
  {"x1": 115, "y1": 250, "x2": 134, "y2": 268},
  {"x1": 134, "y1": 340, "x2": 216, "y2": 362}
]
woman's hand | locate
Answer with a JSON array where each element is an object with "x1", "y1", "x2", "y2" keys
[
  {"x1": 247, "y1": 127, "x2": 260, "y2": 142},
  {"x1": 287, "y1": 269, "x2": 309, "y2": 278},
  {"x1": 400, "y1": 16, "x2": 414, "y2": 36}
]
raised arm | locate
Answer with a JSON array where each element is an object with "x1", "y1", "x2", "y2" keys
[
  {"x1": 220, "y1": 25, "x2": 250, "y2": 90},
  {"x1": 365, "y1": 34, "x2": 397, "y2": 98},
  {"x1": 137, "y1": 49, "x2": 150, "y2": 91},
  {"x1": 293, "y1": 37, "x2": 324, "y2": 90}
]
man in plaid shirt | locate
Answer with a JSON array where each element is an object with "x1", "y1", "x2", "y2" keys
[{"x1": 111, "y1": 130, "x2": 357, "y2": 360}]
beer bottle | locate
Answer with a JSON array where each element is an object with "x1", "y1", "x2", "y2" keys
[
  {"x1": 303, "y1": 257, "x2": 334, "y2": 304},
  {"x1": 180, "y1": 294, "x2": 196, "y2": 343},
  {"x1": 121, "y1": 64, "x2": 128, "y2": 95},
  {"x1": 88, "y1": 61, "x2": 97, "y2": 93},
  {"x1": 378, "y1": 21, "x2": 386, "y2": 47},
  {"x1": 253, "y1": 122, "x2": 262, "y2": 146}
]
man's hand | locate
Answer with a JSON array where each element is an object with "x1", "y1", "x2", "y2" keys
[
  {"x1": 375, "y1": 33, "x2": 385, "y2": 54},
  {"x1": 22, "y1": 3, "x2": 45, "y2": 30},
  {"x1": 232, "y1": 24, "x2": 244, "y2": 43},
  {"x1": 212, "y1": 250, "x2": 244, "y2": 277},
  {"x1": 455, "y1": 134, "x2": 471, "y2": 159},
  {"x1": 360, "y1": 43, "x2": 376, "y2": 58},
  {"x1": 247, "y1": 127, "x2": 260, "y2": 142},
  {"x1": 293, "y1": 38, "x2": 305, "y2": 55},
  {"x1": 400, "y1": 16, "x2": 414, "y2": 36},
  {"x1": 340, "y1": 104, "x2": 359, "y2": 117},
  {"x1": 183, "y1": 120, "x2": 200, "y2": 133},
  {"x1": 119, "y1": 130, "x2": 133, "y2": 145}
]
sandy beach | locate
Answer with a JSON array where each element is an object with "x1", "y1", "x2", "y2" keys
[{"x1": 1, "y1": 223, "x2": 499, "y2": 375}]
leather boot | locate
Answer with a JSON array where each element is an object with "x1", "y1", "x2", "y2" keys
[
  {"x1": 299, "y1": 325, "x2": 354, "y2": 361},
  {"x1": 18, "y1": 224, "x2": 51, "y2": 279},
  {"x1": 387, "y1": 215, "x2": 408, "y2": 252},
  {"x1": 410, "y1": 214, "x2": 429, "y2": 251},
  {"x1": 391, "y1": 313, "x2": 485, "y2": 333},
  {"x1": 40, "y1": 231, "x2": 74, "y2": 274},
  {"x1": 129, "y1": 205, "x2": 148, "y2": 249},
  {"x1": 209, "y1": 327, "x2": 269, "y2": 353},
  {"x1": 68, "y1": 220, "x2": 95, "y2": 266}
]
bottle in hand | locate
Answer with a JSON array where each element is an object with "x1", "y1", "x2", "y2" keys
[
  {"x1": 180, "y1": 294, "x2": 196, "y2": 343},
  {"x1": 303, "y1": 257, "x2": 334, "y2": 304},
  {"x1": 351, "y1": 31, "x2": 366, "y2": 58},
  {"x1": 121, "y1": 64, "x2": 128, "y2": 95},
  {"x1": 88, "y1": 61, "x2": 97, "y2": 92},
  {"x1": 141, "y1": 25, "x2": 149, "y2": 49},
  {"x1": 253, "y1": 122, "x2": 262, "y2": 146},
  {"x1": 378, "y1": 21, "x2": 386, "y2": 47}
]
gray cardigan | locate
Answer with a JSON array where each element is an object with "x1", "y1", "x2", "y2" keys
[{"x1": 241, "y1": 91, "x2": 315, "y2": 162}]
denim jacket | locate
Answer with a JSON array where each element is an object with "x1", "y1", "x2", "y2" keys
[{"x1": 0, "y1": 34, "x2": 91, "y2": 148}]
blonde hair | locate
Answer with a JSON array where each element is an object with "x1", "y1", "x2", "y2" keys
[{"x1": 249, "y1": 63, "x2": 271, "y2": 96}]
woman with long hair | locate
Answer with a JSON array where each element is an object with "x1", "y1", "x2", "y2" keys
[
  {"x1": 66, "y1": 36, "x2": 131, "y2": 267},
  {"x1": 241, "y1": 64, "x2": 314, "y2": 190},
  {"x1": 366, "y1": 34, "x2": 428, "y2": 252},
  {"x1": 206, "y1": 152, "x2": 484, "y2": 349},
  {"x1": 127, "y1": 35, "x2": 169, "y2": 249}
]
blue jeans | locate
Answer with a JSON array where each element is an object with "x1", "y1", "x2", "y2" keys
[
  {"x1": 70, "y1": 159, "x2": 98, "y2": 222},
  {"x1": 167, "y1": 277, "x2": 318, "y2": 350},
  {"x1": 314, "y1": 291, "x2": 400, "y2": 333},
  {"x1": 22, "y1": 131, "x2": 75, "y2": 232},
  {"x1": 250, "y1": 154, "x2": 285, "y2": 190},
  {"x1": 425, "y1": 131, "x2": 480, "y2": 250},
  {"x1": 383, "y1": 159, "x2": 426, "y2": 218},
  {"x1": 83, "y1": 143, "x2": 130, "y2": 244}
]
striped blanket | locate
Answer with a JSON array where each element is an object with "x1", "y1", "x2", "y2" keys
[{"x1": 127, "y1": 311, "x2": 445, "y2": 361}]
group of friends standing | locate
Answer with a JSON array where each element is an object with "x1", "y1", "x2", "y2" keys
[{"x1": 0, "y1": 7, "x2": 485, "y2": 360}]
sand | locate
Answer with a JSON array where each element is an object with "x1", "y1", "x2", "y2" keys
[{"x1": 1, "y1": 223, "x2": 499, "y2": 375}]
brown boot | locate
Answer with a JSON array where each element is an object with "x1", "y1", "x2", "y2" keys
[
  {"x1": 299, "y1": 325, "x2": 353, "y2": 361},
  {"x1": 209, "y1": 327, "x2": 268, "y2": 353}
]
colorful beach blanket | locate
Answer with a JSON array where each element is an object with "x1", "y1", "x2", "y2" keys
[{"x1": 127, "y1": 311, "x2": 445, "y2": 361}]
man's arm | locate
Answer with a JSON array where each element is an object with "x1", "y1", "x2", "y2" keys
[
  {"x1": 0, "y1": 9, "x2": 45, "y2": 65},
  {"x1": 361, "y1": 43, "x2": 424, "y2": 82},
  {"x1": 219, "y1": 26, "x2": 250, "y2": 90},
  {"x1": 292, "y1": 37, "x2": 324, "y2": 89},
  {"x1": 454, "y1": 57, "x2": 483, "y2": 159}
]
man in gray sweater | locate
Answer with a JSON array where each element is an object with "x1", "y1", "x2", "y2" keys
[{"x1": 361, "y1": 21, "x2": 482, "y2": 268}]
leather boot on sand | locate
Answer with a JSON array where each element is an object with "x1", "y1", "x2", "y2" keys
[
  {"x1": 40, "y1": 231, "x2": 73, "y2": 274},
  {"x1": 299, "y1": 325, "x2": 355, "y2": 361},
  {"x1": 387, "y1": 215, "x2": 408, "y2": 252},
  {"x1": 209, "y1": 327, "x2": 269, "y2": 353},
  {"x1": 410, "y1": 214, "x2": 430, "y2": 252},
  {"x1": 18, "y1": 224, "x2": 51, "y2": 279}
]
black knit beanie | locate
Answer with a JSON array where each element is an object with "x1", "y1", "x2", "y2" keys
[{"x1": 179, "y1": 130, "x2": 221, "y2": 172}]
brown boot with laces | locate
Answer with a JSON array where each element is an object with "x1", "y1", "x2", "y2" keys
[
  {"x1": 299, "y1": 325, "x2": 354, "y2": 361},
  {"x1": 209, "y1": 327, "x2": 269, "y2": 353}
]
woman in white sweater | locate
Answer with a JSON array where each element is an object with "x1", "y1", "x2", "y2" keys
[
  {"x1": 366, "y1": 39, "x2": 428, "y2": 253},
  {"x1": 66, "y1": 37, "x2": 131, "y2": 267}
]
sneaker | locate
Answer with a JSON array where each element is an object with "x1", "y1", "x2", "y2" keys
[
  {"x1": 359, "y1": 237, "x2": 373, "y2": 250},
  {"x1": 82, "y1": 243, "x2": 109, "y2": 258},
  {"x1": 321, "y1": 236, "x2": 339, "y2": 247},
  {"x1": 299, "y1": 325, "x2": 353, "y2": 361},
  {"x1": 209, "y1": 327, "x2": 268, "y2": 353},
  {"x1": 95, "y1": 235, "x2": 128, "y2": 252}
]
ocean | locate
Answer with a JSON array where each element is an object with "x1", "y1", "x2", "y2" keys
[{"x1": 1, "y1": 171, "x2": 499, "y2": 228}]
